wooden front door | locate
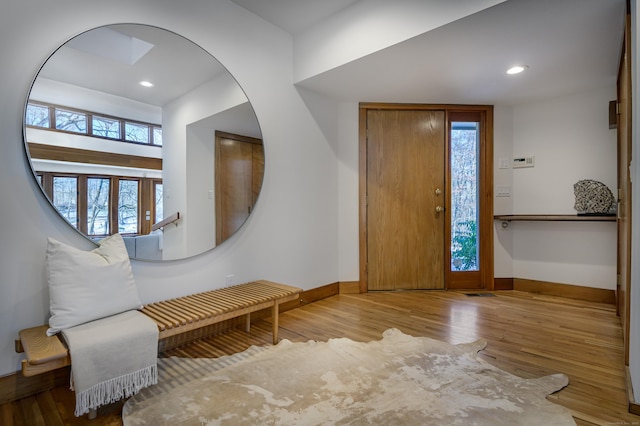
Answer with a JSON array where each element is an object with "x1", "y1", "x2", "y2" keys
[{"x1": 365, "y1": 109, "x2": 446, "y2": 290}]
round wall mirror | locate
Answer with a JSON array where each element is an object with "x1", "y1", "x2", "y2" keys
[{"x1": 24, "y1": 24, "x2": 264, "y2": 261}]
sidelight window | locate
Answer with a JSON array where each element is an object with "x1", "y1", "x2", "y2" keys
[{"x1": 450, "y1": 122, "x2": 479, "y2": 271}]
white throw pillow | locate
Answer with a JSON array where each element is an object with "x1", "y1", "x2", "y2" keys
[{"x1": 46, "y1": 234, "x2": 143, "y2": 336}]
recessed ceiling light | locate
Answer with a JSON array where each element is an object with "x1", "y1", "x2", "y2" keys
[
  {"x1": 506, "y1": 65, "x2": 528, "y2": 75},
  {"x1": 139, "y1": 80, "x2": 154, "y2": 88}
]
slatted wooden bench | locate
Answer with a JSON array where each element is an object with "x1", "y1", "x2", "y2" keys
[{"x1": 15, "y1": 280, "x2": 302, "y2": 377}]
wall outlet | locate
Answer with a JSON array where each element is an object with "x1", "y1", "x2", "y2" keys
[
  {"x1": 496, "y1": 186, "x2": 511, "y2": 197},
  {"x1": 225, "y1": 274, "x2": 235, "y2": 287}
]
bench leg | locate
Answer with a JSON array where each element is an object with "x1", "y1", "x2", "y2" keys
[
  {"x1": 272, "y1": 303, "x2": 279, "y2": 345},
  {"x1": 245, "y1": 313, "x2": 251, "y2": 332}
]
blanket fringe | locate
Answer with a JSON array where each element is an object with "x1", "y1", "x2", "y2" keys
[{"x1": 73, "y1": 363, "x2": 158, "y2": 417}]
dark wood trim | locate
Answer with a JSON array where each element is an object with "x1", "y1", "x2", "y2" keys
[
  {"x1": 481, "y1": 107, "x2": 494, "y2": 289},
  {"x1": 77, "y1": 176, "x2": 88, "y2": 234},
  {"x1": 215, "y1": 130, "x2": 263, "y2": 146},
  {"x1": 359, "y1": 103, "x2": 496, "y2": 113},
  {"x1": 609, "y1": 100, "x2": 618, "y2": 129},
  {"x1": 358, "y1": 107, "x2": 368, "y2": 293},
  {"x1": 27, "y1": 143, "x2": 162, "y2": 170},
  {"x1": 447, "y1": 107, "x2": 494, "y2": 290},
  {"x1": 280, "y1": 282, "x2": 339, "y2": 312},
  {"x1": 447, "y1": 271, "x2": 483, "y2": 290},
  {"x1": 0, "y1": 366, "x2": 70, "y2": 405},
  {"x1": 618, "y1": 5, "x2": 633, "y2": 367},
  {"x1": 339, "y1": 281, "x2": 361, "y2": 294},
  {"x1": 627, "y1": 367, "x2": 640, "y2": 415},
  {"x1": 494, "y1": 277, "x2": 514, "y2": 290},
  {"x1": 513, "y1": 278, "x2": 616, "y2": 304}
]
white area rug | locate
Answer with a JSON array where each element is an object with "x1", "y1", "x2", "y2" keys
[{"x1": 123, "y1": 328, "x2": 574, "y2": 425}]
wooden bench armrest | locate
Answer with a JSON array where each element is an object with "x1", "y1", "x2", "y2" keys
[{"x1": 17, "y1": 325, "x2": 70, "y2": 377}]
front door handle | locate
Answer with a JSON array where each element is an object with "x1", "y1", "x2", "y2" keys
[{"x1": 435, "y1": 206, "x2": 444, "y2": 213}]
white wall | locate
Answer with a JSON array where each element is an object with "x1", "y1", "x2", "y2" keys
[
  {"x1": 161, "y1": 70, "x2": 251, "y2": 259},
  {"x1": 508, "y1": 86, "x2": 617, "y2": 289},
  {"x1": 333, "y1": 90, "x2": 617, "y2": 288},
  {"x1": 293, "y1": 0, "x2": 506, "y2": 83},
  {"x1": 0, "y1": 0, "x2": 338, "y2": 377},
  {"x1": 493, "y1": 105, "x2": 514, "y2": 278},
  {"x1": 0, "y1": 0, "x2": 621, "y2": 380}
]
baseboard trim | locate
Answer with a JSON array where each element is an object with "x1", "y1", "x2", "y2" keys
[
  {"x1": 626, "y1": 367, "x2": 640, "y2": 415},
  {"x1": 1, "y1": 281, "x2": 341, "y2": 404},
  {"x1": 513, "y1": 278, "x2": 616, "y2": 304},
  {"x1": 339, "y1": 281, "x2": 361, "y2": 294},
  {"x1": 0, "y1": 365, "x2": 70, "y2": 405},
  {"x1": 494, "y1": 278, "x2": 514, "y2": 290}
]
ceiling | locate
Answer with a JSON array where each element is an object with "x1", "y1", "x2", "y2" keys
[
  {"x1": 231, "y1": 0, "x2": 625, "y2": 106},
  {"x1": 230, "y1": 0, "x2": 360, "y2": 35},
  {"x1": 34, "y1": 0, "x2": 626, "y2": 108},
  {"x1": 36, "y1": 24, "x2": 228, "y2": 107}
]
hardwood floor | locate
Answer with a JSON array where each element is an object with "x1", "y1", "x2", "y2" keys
[{"x1": 2, "y1": 290, "x2": 638, "y2": 425}]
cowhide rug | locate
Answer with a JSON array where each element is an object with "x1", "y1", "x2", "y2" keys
[{"x1": 122, "y1": 328, "x2": 574, "y2": 425}]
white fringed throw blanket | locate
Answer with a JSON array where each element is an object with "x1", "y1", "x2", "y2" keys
[{"x1": 62, "y1": 310, "x2": 158, "y2": 416}]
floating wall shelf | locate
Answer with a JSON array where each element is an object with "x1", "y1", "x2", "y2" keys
[{"x1": 494, "y1": 214, "x2": 616, "y2": 222}]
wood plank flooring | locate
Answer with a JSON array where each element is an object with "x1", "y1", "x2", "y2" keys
[{"x1": 2, "y1": 290, "x2": 638, "y2": 425}]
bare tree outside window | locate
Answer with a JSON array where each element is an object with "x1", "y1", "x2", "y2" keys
[
  {"x1": 87, "y1": 177, "x2": 110, "y2": 235},
  {"x1": 25, "y1": 104, "x2": 50, "y2": 127},
  {"x1": 118, "y1": 180, "x2": 139, "y2": 233},
  {"x1": 450, "y1": 123, "x2": 479, "y2": 271},
  {"x1": 53, "y1": 176, "x2": 78, "y2": 229},
  {"x1": 155, "y1": 183, "x2": 163, "y2": 224},
  {"x1": 125, "y1": 122, "x2": 149, "y2": 143},
  {"x1": 55, "y1": 109, "x2": 87, "y2": 133},
  {"x1": 93, "y1": 116, "x2": 121, "y2": 139}
]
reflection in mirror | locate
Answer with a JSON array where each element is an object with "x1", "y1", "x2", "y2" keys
[{"x1": 24, "y1": 24, "x2": 263, "y2": 261}]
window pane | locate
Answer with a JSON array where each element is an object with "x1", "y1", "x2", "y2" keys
[
  {"x1": 26, "y1": 104, "x2": 50, "y2": 127},
  {"x1": 93, "y1": 116, "x2": 121, "y2": 139},
  {"x1": 125, "y1": 122, "x2": 149, "y2": 143},
  {"x1": 152, "y1": 127, "x2": 163, "y2": 146},
  {"x1": 52, "y1": 176, "x2": 77, "y2": 229},
  {"x1": 154, "y1": 183, "x2": 163, "y2": 224},
  {"x1": 450, "y1": 122, "x2": 479, "y2": 271},
  {"x1": 87, "y1": 177, "x2": 110, "y2": 236},
  {"x1": 118, "y1": 180, "x2": 139, "y2": 234},
  {"x1": 55, "y1": 109, "x2": 87, "y2": 133}
]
